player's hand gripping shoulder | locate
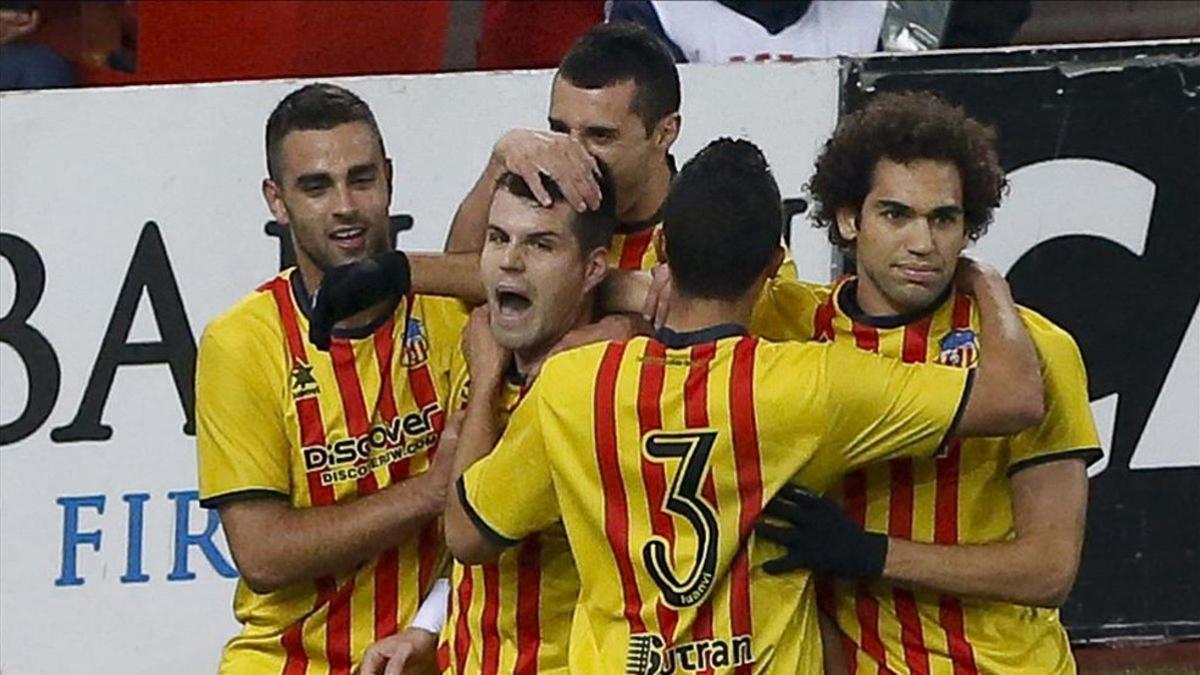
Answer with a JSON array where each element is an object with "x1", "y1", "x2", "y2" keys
[
  {"x1": 310, "y1": 252, "x2": 412, "y2": 350},
  {"x1": 952, "y1": 256, "x2": 1046, "y2": 436},
  {"x1": 490, "y1": 129, "x2": 602, "y2": 212},
  {"x1": 359, "y1": 626, "x2": 439, "y2": 675},
  {"x1": 755, "y1": 485, "x2": 887, "y2": 579}
]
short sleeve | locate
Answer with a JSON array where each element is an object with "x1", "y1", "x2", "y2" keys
[
  {"x1": 458, "y1": 379, "x2": 560, "y2": 544},
  {"x1": 1007, "y1": 320, "x2": 1102, "y2": 475},
  {"x1": 750, "y1": 276, "x2": 825, "y2": 343},
  {"x1": 819, "y1": 343, "x2": 972, "y2": 470},
  {"x1": 196, "y1": 324, "x2": 291, "y2": 507}
]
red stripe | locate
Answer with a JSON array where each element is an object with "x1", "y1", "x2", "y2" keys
[
  {"x1": 686, "y1": 343, "x2": 717, "y2": 662},
  {"x1": 902, "y1": 317, "x2": 933, "y2": 363},
  {"x1": 594, "y1": 342, "x2": 647, "y2": 633},
  {"x1": 618, "y1": 227, "x2": 655, "y2": 270},
  {"x1": 370, "y1": 322, "x2": 402, "y2": 640},
  {"x1": 843, "y1": 469, "x2": 888, "y2": 671},
  {"x1": 636, "y1": 341, "x2": 678, "y2": 641},
  {"x1": 852, "y1": 321, "x2": 880, "y2": 352},
  {"x1": 480, "y1": 563, "x2": 501, "y2": 675},
  {"x1": 940, "y1": 595, "x2": 980, "y2": 675},
  {"x1": 515, "y1": 534, "x2": 543, "y2": 675},
  {"x1": 453, "y1": 567, "x2": 474, "y2": 674},
  {"x1": 814, "y1": 294, "x2": 836, "y2": 341},
  {"x1": 729, "y1": 338, "x2": 762, "y2": 674},
  {"x1": 952, "y1": 293, "x2": 972, "y2": 329}
]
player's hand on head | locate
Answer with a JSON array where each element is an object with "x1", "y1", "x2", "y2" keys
[
  {"x1": 310, "y1": 252, "x2": 411, "y2": 350},
  {"x1": 357, "y1": 627, "x2": 439, "y2": 675},
  {"x1": 642, "y1": 264, "x2": 674, "y2": 330},
  {"x1": 952, "y1": 255, "x2": 1004, "y2": 298},
  {"x1": 755, "y1": 484, "x2": 888, "y2": 579},
  {"x1": 492, "y1": 128, "x2": 601, "y2": 212},
  {"x1": 463, "y1": 306, "x2": 511, "y2": 385}
]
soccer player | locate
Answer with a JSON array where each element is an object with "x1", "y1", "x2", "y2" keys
[
  {"x1": 753, "y1": 91, "x2": 1101, "y2": 675},
  {"x1": 444, "y1": 21, "x2": 797, "y2": 278},
  {"x1": 443, "y1": 138, "x2": 1046, "y2": 674},
  {"x1": 360, "y1": 170, "x2": 621, "y2": 674},
  {"x1": 196, "y1": 83, "x2": 474, "y2": 674}
]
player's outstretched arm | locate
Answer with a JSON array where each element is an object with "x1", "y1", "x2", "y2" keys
[
  {"x1": 881, "y1": 457, "x2": 1089, "y2": 607},
  {"x1": 217, "y1": 439, "x2": 456, "y2": 594},
  {"x1": 759, "y1": 461, "x2": 1089, "y2": 607},
  {"x1": 954, "y1": 258, "x2": 1045, "y2": 436},
  {"x1": 444, "y1": 129, "x2": 601, "y2": 253}
]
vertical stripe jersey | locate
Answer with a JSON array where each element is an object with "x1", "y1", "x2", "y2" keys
[
  {"x1": 458, "y1": 325, "x2": 972, "y2": 674},
  {"x1": 440, "y1": 363, "x2": 576, "y2": 674},
  {"x1": 196, "y1": 269, "x2": 468, "y2": 675},
  {"x1": 752, "y1": 276, "x2": 1101, "y2": 675}
]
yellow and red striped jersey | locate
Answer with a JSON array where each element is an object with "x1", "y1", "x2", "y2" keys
[
  {"x1": 460, "y1": 328, "x2": 972, "y2": 674},
  {"x1": 607, "y1": 222, "x2": 799, "y2": 279},
  {"x1": 440, "y1": 365, "x2": 576, "y2": 674},
  {"x1": 755, "y1": 276, "x2": 1101, "y2": 675},
  {"x1": 196, "y1": 268, "x2": 468, "y2": 675}
]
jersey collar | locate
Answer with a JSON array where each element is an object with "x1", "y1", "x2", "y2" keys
[
  {"x1": 290, "y1": 270, "x2": 398, "y2": 341},
  {"x1": 654, "y1": 323, "x2": 748, "y2": 348},
  {"x1": 836, "y1": 277, "x2": 953, "y2": 329},
  {"x1": 614, "y1": 154, "x2": 676, "y2": 235}
]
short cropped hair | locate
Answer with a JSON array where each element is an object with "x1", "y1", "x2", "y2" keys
[
  {"x1": 663, "y1": 138, "x2": 783, "y2": 300},
  {"x1": 497, "y1": 165, "x2": 618, "y2": 255},
  {"x1": 808, "y1": 90, "x2": 1006, "y2": 248},
  {"x1": 265, "y1": 83, "x2": 385, "y2": 182},
  {"x1": 558, "y1": 21, "x2": 681, "y2": 134}
]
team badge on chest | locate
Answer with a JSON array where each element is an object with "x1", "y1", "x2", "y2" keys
[
  {"x1": 938, "y1": 329, "x2": 978, "y2": 368},
  {"x1": 401, "y1": 318, "x2": 430, "y2": 366}
]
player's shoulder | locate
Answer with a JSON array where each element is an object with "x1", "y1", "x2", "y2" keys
[
  {"x1": 539, "y1": 337, "x2": 644, "y2": 385},
  {"x1": 1016, "y1": 305, "x2": 1083, "y2": 356},
  {"x1": 203, "y1": 275, "x2": 288, "y2": 347}
]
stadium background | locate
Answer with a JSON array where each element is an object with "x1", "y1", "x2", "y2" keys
[{"x1": 1, "y1": 2, "x2": 1197, "y2": 673}]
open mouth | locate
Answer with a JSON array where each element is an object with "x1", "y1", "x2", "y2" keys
[
  {"x1": 329, "y1": 227, "x2": 367, "y2": 250},
  {"x1": 496, "y1": 290, "x2": 533, "y2": 316}
]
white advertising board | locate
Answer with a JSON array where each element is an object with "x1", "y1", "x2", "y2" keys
[{"x1": 0, "y1": 60, "x2": 840, "y2": 674}]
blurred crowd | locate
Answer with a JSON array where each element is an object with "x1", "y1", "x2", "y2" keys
[{"x1": 0, "y1": 0, "x2": 1197, "y2": 92}]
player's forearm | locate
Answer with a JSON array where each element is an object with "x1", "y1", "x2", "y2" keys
[
  {"x1": 959, "y1": 276, "x2": 1044, "y2": 436},
  {"x1": 224, "y1": 474, "x2": 445, "y2": 592},
  {"x1": 450, "y1": 376, "x2": 504, "y2": 482},
  {"x1": 444, "y1": 159, "x2": 504, "y2": 253},
  {"x1": 408, "y1": 252, "x2": 485, "y2": 304},
  {"x1": 881, "y1": 536, "x2": 1074, "y2": 608}
]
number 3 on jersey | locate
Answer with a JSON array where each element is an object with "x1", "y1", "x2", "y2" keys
[{"x1": 642, "y1": 430, "x2": 720, "y2": 608}]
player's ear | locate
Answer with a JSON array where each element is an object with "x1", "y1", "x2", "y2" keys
[
  {"x1": 262, "y1": 178, "x2": 289, "y2": 224},
  {"x1": 653, "y1": 112, "x2": 681, "y2": 151},
  {"x1": 383, "y1": 158, "x2": 394, "y2": 203},
  {"x1": 835, "y1": 206, "x2": 859, "y2": 243},
  {"x1": 653, "y1": 229, "x2": 668, "y2": 264},
  {"x1": 765, "y1": 245, "x2": 785, "y2": 278},
  {"x1": 582, "y1": 246, "x2": 609, "y2": 295}
]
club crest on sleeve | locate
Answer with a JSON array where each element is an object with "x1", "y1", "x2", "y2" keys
[
  {"x1": 290, "y1": 363, "x2": 321, "y2": 399},
  {"x1": 938, "y1": 329, "x2": 978, "y2": 368},
  {"x1": 401, "y1": 318, "x2": 430, "y2": 366}
]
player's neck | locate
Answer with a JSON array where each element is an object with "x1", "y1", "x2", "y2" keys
[
  {"x1": 854, "y1": 275, "x2": 947, "y2": 319},
  {"x1": 664, "y1": 293, "x2": 756, "y2": 335},
  {"x1": 619, "y1": 158, "x2": 672, "y2": 223}
]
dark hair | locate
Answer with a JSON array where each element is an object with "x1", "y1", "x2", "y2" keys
[
  {"x1": 808, "y1": 91, "x2": 1007, "y2": 248},
  {"x1": 558, "y1": 21, "x2": 680, "y2": 135},
  {"x1": 663, "y1": 138, "x2": 782, "y2": 300},
  {"x1": 265, "y1": 83, "x2": 385, "y2": 181},
  {"x1": 497, "y1": 164, "x2": 618, "y2": 255}
]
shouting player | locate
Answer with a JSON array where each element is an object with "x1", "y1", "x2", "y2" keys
[
  {"x1": 361, "y1": 169, "x2": 621, "y2": 674},
  {"x1": 754, "y1": 91, "x2": 1101, "y2": 675},
  {"x1": 444, "y1": 138, "x2": 1046, "y2": 674},
  {"x1": 196, "y1": 84, "x2": 472, "y2": 674}
]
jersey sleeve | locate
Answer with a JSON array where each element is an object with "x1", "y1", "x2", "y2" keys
[
  {"x1": 458, "y1": 378, "x2": 560, "y2": 544},
  {"x1": 819, "y1": 343, "x2": 973, "y2": 470},
  {"x1": 195, "y1": 321, "x2": 291, "y2": 507},
  {"x1": 749, "y1": 276, "x2": 825, "y2": 342},
  {"x1": 776, "y1": 242, "x2": 799, "y2": 280},
  {"x1": 1007, "y1": 317, "x2": 1102, "y2": 475}
]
